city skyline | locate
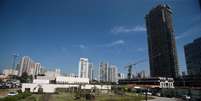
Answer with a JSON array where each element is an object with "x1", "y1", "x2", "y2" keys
[{"x1": 0, "y1": 0, "x2": 201, "y2": 75}]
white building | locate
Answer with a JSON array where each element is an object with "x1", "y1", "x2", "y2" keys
[
  {"x1": 108, "y1": 65, "x2": 118, "y2": 83},
  {"x1": 99, "y1": 62, "x2": 109, "y2": 82},
  {"x1": 35, "y1": 63, "x2": 41, "y2": 75},
  {"x1": 44, "y1": 68, "x2": 61, "y2": 79},
  {"x1": 21, "y1": 76, "x2": 111, "y2": 93},
  {"x1": 33, "y1": 79, "x2": 50, "y2": 84},
  {"x1": 21, "y1": 83, "x2": 111, "y2": 93},
  {"x1": 88, "y1": 63, "x2": 93, "y2": 80},
  {"x1": 78, "y1": 58, "x2": 89, "y2": 78},
  {"x1": 18, "y1": 56, "x2": 33, "y2": 76},
  {"x1": 56, "y1": 76, "x2": 89, "y2": 84},
  {"x1": 18, "y1": 56, "x2": 42, "y2": 77},
  {"x1": 3, "y1": 69, "x2": 18, "y2": 76}
]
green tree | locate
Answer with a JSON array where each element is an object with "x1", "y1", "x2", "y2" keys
[{"x1": 20, "y1": 72, "x2": 33, "y2": 83}]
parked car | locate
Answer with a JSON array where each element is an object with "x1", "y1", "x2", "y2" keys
[
  {"x1": 8, "y1": 92, "x2": 18, "y2": 96},
  {"x1": 143, "y1": 92, "x2": 152, "y2": 96},
  {"x1": 155, "y1": 92, "x2": 161, "y2": 96},
  {"x1": 182, "y1": 95, "x2": 191, "y2": 100}
]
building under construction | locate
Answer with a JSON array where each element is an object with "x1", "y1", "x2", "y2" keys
[{"x1": 145, "y1": 4, "x2": 179, "y2": 78}]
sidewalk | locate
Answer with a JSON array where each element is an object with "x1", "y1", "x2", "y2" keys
[{"x1": 143, "y1": 96, "x2": 183, "y2": 101}]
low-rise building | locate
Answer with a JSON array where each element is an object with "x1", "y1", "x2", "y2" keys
[
  {"x1": 3, "y1": 69, "x2": 18, "y2": 76},
  {"x1": 33, "y1": 79, "x2": 50, "y2": 84},
  {"x1": 56, "y1": 76, "x2": 89, "y2": 84},
  {"x1": 118, "y1": 77, "x2": 174, "y2": 88},
  {"x1": 21, "y1": 75, "x2": 111, "y2": 93}
]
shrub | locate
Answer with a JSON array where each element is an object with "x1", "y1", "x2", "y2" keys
[{"x1": 0, "y1": 92, "x2": 32, "y2": 101}]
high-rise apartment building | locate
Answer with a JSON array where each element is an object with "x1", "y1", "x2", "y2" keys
[
  {"x1": 78, "y1": 58, "x2": 89, "y2": 78},
  {"x1": 99, "y1": 62, "x2": 109, "y2": 82},
  {"x1": 78, "y1": 58, "x2": 94, "y2": 79},
  {"x1": 35, "y1": 63, "x2": 41, "y2": 75},
  {"x1": 145, "y1": 4, "x2": 179, "y2": 78},
  {"x1": 184, "y1": 37, "x2": 201, "y2": 76},
  {"x1": 18, "y1": 56, "x2": 34, "y2": 76},
  {"x1": 88, "y1": 63, "x2": 93, "y2": 80},
  {"x1": 108, "y1": 65, "x2": 118, "y2": 83},
  {"x1": 18, "y1": 56, "x2": 42, "y2": 77},
  {"x1": 99, "y1": 62, "x2": 118, "y2": 83}
]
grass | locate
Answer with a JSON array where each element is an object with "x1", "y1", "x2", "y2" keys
[
  {"x1": 0, "y1": 89, "x2": 19, "y2": 97},
  {"x1": 0, "y1": 92, "x2": 32, "y2": 101},
  {"x1": 96, "y1": 92, "x2": 153, "y2": 101},
  {"x1": 50, "y1": 93, "x2": 75, "y2": 101},
  {"x1": 19, "y1": 94, "x2": 41, "y2": 101},
  {"x1": 19, "y1": 92, "x2": 153, "y2": 101}
]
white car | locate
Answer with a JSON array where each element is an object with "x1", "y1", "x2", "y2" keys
[
  {"x1": 182, "y1": 95, "x2": 191, "y2": 100},
  {"x1": 143, "y1": 92, "x2": 152, "y2": 95},
  {"x1": 7, "y1": 92, "x2": 18, "y2": 96}
]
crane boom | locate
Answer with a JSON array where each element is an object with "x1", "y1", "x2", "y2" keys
[{"x1": 125, "y1": 59, "x2": 146, "y2": 80}]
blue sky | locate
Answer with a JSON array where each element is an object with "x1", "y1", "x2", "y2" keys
[{"x1": 0, "y1": 0, "x2": 201, "y2": 75}]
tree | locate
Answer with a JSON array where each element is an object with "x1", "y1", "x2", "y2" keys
[{"x1": 20, "y1": 72, "x2": 33, "y2": 83}]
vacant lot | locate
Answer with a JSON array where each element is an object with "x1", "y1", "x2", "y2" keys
[
  {"x1": 20, "y1": 92, "x2": 152, "y2": 101},
  {"x1": 0, "y1": 89, "x2": 19, "y2": 98}
]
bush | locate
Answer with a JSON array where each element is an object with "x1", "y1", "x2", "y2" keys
[{"x1": 0, "y1": 92, "x2": 32, "y2": 101}]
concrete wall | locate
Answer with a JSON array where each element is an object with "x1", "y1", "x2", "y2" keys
[
  {"x1": 33, "y1": 79, "x2": 49, "y2": 84},
  {"x1": 21, "y1": 83, "x2": 111, "y2": 93},
  {"x1": 56, "y1": 76, "x2": 89, "y2": 84}
]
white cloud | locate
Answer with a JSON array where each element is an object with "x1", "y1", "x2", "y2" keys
[
  {"x1": 176, "y1": 24, "x2": 201, "y2": 40},
  {"x1": 175, "y1": 34, "x2": 188, "y2": 40},
  {"x1": 136, "y1": 48, "x2": 145, "y2": 52},
  {"x1": 73, "y1": 44, "x2": 86, "y2": 49},
  {"x1": 176, "y1": 15, "x2": 201, "y2": 40},
  {"x1": 79, "y1": 44, "x2": 86, "y2": 49},
  {"x1": 109, "y1": 40, "x2": 125, "y2": 46},
  {"x1": 111, "y1": 25, "x2": 146, "y2": 34},
  {"x1": 101, "y1": 40, "x2": 125, "y2": 47}
]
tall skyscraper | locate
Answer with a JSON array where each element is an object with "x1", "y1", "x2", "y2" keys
[
  {"x1": 99, "y1": 62, "x2": 118, "y2": 83},
  {"x1": 145, "y1": 4, "x2": 179, "y2": 78},
  {"x1": 99, "y1": 62, "x2": 109, "y2": 82},
  {"x1": 108, "y1": 65, "x2": 118, "y2": 83},
  {"x1": 184, "y1": 37, "x2": 201, "y2": 76},
  {"x1": 18, "y1": 56, "x2": 42, "y2": 77},
  {"x1": 18, "y1": 56, "x2": 34, "y2": 76},
  {"x1": 199, "y1": 0, "x2": 201, "y2": 10},
  {"x1": 78, "y1": 58, "x2": 89, "y2": 78},
  {"x1": 34, "y1": 63, "x2": 41, "y2": 75},
  {"x1": 88, "y1": 63, "x2": 93, "y2": 80}
]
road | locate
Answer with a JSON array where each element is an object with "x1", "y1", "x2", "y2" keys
[{"x1": 144, "y1": 96, "x2": 183, "y2": 101}]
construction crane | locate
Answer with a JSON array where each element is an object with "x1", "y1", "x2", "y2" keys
[
  {"x1": 125, "y1": 60, "x2": 146, "y2": 80},
  {"x1": 124, "y1": 51, "x2": 169, "y2": 80}
]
